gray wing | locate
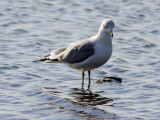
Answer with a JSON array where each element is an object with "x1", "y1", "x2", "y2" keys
[
  {"x1": 53, "y1": 46, "x2": 68, "y2": 55},
  {"x1": 61, "y1": 40, "x2": 94, "y2": 64}
]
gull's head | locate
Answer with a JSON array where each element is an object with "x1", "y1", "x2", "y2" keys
[{"x1": 99, "y1": 19, "x2": 115, "y2": 38}]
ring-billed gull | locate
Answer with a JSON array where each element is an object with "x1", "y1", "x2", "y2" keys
[{"x1": 34, "y1": 18, "x2": 115, "y2": 88}]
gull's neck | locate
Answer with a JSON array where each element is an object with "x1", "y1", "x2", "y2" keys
[{"x1": 96, "y1": 28, "x2": 112, "y2": 45}]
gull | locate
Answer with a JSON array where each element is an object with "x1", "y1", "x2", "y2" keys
[{"x1": 34, "y1": 19, "x2": 115, "y2": 88}]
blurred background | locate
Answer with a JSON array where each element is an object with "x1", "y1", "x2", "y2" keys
[{"x1": 0, "y1": 0, "x2": 160, "y2": 119}]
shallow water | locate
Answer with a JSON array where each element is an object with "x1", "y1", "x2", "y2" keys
[{"x1": 0, "y1": 0, "x2": 160, "y2": 120}]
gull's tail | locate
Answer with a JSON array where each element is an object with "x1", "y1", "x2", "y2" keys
[
  {"x1": 33, "y1": 55, "x2": 58, "y2": 62},
  {"x1": 33, "y1": 56, "x2": 50, "y2": 62}
]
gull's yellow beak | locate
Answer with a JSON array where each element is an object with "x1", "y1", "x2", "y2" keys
[{"x1": 110, "y1": 32, "x2": 113, "y2": 39}]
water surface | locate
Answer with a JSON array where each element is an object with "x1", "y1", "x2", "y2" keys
[{"x1": 0, "y1": 0, "x2": 160, "y2": 120}]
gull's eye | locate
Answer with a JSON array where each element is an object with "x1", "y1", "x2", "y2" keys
[{"x1": 105, "y1": 25, "x2": 108, "y2": 28}]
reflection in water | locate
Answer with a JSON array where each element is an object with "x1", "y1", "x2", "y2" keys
[
  {"x1": 70, "y1": 88, "x2": 113, "y2": 106},
  {"x1": 43, "y1": 87, "x2": 117, "y2": 119},
  {"x1": 43, "y1": 87, "x2": 113, "y2": 106}
]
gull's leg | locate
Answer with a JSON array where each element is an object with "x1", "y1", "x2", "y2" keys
[
  {"x1": 88, "y1": 70, "x2": 91, "y2": 89},
  {"x1": 82, "y1": 71, "x2": 85, "y2": 89}
]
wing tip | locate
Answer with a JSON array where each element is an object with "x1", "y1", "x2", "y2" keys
[{"x1": 33, "y1": 56, "x2": 50, "y2": 62}]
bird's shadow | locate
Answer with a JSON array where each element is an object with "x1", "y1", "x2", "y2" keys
[{"x1": 69, "y1": 88, "x2": 113, "y2": 106}]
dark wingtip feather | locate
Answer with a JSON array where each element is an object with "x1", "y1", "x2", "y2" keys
[
  {"x1": 33, "y1": 59, "x2": 46, "y2": 62},
  {"x1": 33, "y1": 56, "x2": 50, "y2": 62},
  {"x1": 33, "y1": 56, "x2": 60, "y2": 63}
]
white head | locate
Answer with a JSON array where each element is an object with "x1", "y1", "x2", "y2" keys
[{"x1": 98, "y1": 19, "x2": 115, "y2": 39}]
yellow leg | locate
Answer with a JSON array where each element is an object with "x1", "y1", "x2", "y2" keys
[
  {"x1": 82, "y1": 71, "x2": 85, "y2": 89},
  {"x1": 88, "y1": 70, "x2": 91, "y2": 89}
]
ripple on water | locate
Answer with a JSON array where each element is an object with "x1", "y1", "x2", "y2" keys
[
  {"x1": 12, "y1": 28, "x2": 29, "y2": 35},
  {"x1": 0, "y1": 65, "x2": 20, "y2": 70},
  {"x1": 0, "y1": 0, "x2": 160, "y2": 120}
]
